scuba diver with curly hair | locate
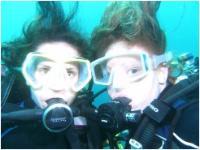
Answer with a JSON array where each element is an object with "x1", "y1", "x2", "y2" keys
[
  {"x1": 1, "y1": 2, "x2": 102, "y2": 148},
  {"x1": 91, "y1": 1, "x2": 199, "y2": 149}
]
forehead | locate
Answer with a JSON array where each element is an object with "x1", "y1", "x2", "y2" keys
[
  {"x1": 105, "y1": 41, "x2": 150, "y2": 57},
  {"x1": 36, "y1": 42, "x2": 80, "y2": 59}
]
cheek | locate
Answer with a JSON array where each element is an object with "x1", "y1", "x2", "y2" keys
[
  {"x1": 130, "y1": 73, "x2": 160, "y2": 98},
  {"x1": 63, "y1": 92, "x2": 77, "y2": 105},
  {"x1": 125, "y1": 81, "x2": 152, "y2": 104},
  {"x1": 110, "y1": 71, "x2": 161, "y2": 110}
]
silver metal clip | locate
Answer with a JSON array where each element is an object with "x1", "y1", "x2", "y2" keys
[{"x1": 129, "y1": 138, "x2": 143, "y2": 149}]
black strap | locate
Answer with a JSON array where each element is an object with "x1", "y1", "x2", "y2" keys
[
  {"x1": 165, "y1": 100, "x2": 198, "y2": 148},
  {"x1": 143, "y1": 78, "x2": 199, "y2": 124},
  {"x1": 165, "y1": 105, "x2": 182, "y2": 148},
  {"x1": 160, "y1": 76, "x2": 198, "y2": 103},
  {"x1": 64, "y1": 124, "x2": 81, "y2": 148},
  {"x1": 143, "y1": 99, "x2": 173, "y2": 123},
  {"x1": 130, "y1": 77, "x2": 198, "y2": 148},
  {"x1": 1, "y1": 73, "x2": 16, "y2": 108},
  {"x1": 131, "y1": 117, "x2": 156, "y2": 148}
]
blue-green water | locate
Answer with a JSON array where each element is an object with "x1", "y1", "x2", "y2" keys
[{"x1": 1, "y1": 1, "x2": 199, "y2": 106}]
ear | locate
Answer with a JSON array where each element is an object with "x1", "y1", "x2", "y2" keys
[{"x1": 156, "y1": 65, "x2": 168, "y2": 90}]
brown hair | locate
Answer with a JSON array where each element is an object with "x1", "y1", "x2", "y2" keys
[{"x1": 91, "y1": 1, "x2": 166, "y2": 59}]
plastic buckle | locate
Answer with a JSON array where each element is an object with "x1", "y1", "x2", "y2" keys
[{"x1": 129, "y1": 138, "x2": 143, "y2": 149}]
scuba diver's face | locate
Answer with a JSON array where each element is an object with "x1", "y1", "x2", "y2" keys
[
  {"x1": 22, "y1": 42, "x2": 91, "y2": 108},
  {"x1": 104, "y1": 41, "x2": 168, "y2": 111}
]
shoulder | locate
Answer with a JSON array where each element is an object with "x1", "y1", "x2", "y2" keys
[
  {"x1": 158, "y1": 76, "x2": 199, "y2": 148},
  {"x1": 172, "y1": 100, "x2": 199, "y2": 148},
  {"x1": 169, "y1": 76, "x2": 199, "y2": 148}
]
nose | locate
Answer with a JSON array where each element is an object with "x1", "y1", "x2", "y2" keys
[
  {"x1": 47, "y1": 70, "x2": 67, "y2": 91},
  {"x1": 109, "y1": 70, "x2": 128, "y2": 92}
]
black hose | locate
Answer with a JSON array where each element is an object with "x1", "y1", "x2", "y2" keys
[
  {"x1": 163, "y1": 79, "x2": 198, "y2": 104},
  {"x1": 2, "y1": 108, "x2": 43, "y2": 123}
]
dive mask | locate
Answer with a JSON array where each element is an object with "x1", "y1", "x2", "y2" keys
[
  {"x1": 91, "y1": 51, "x2": 172, "y2": 86},
  {"x1": 22, "y1": 52, "x2": 91, "y2": 92}
]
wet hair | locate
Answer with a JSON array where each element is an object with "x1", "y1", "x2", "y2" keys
[
  {"x1": 2, "y1": 2, "x2": 90, "y2": 68},
  {"x1": 91, "y1": 1, "x2": 166, "y2": 59},
  {"x1": 1, "y1": 2, "x2": 91, "y2": 107}
]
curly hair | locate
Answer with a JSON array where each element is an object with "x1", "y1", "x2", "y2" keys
[
  {"x1": 91, "y1": 1, "x2": 166, "y2": 59},
  {"x1": 2, "y1": 2, "x2": 90, "y2": 68}
]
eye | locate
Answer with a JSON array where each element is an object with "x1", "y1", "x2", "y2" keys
[
  {"x1": 37, "y1": 66, "x2": 51, "y2": 74},
  {"x1": 66, "y1": 69, "x2": 77, "y2": 78},
  {"x1": 127, "y1": 68, "x2": 139, "y2": 76}
]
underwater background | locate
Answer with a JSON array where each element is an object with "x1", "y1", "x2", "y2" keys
[{"x1": 1, "y1": 1, "x2": 199, "y2": 106}]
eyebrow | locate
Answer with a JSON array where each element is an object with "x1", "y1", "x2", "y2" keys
[
  {"x1": 37, "y1": 60, "x2": 54, "y2": 67},
  {"x1": 64, "y1": 62, "x2": 79, "y2": 68}
]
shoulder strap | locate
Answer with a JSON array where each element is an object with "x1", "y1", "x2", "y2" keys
[
  {"x1": 165, "y1": 100, "x2": 198, "y2": 148},
  {"x1": 64, "y1": 124, "x2": 81, "y2": 148},
  {"x1": 129, "y1": 76, "x2": 199, "y2": 148},
  {"x1": 1, "y1": 72, "x2": 16, "y2": 109}
]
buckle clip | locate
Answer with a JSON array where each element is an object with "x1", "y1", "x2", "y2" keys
[{"x1": 129, "y1": 138, "x2": 143, "y2": 149}]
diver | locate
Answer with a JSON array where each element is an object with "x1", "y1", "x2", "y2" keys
[
  {"x1": 1, "y1": 2, "x2": 102, "y2": 148},
  {"x1": 90, "y1": 1, "x2": 199, "y2": 149}
]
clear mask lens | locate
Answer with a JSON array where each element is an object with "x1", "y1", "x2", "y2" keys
[
  {"x1": 91, "y1": 51, "x2": 172, "y2": 86},
  {"x1": 22, "y1": 52, "x2": 91, "y2": 92},
  {"x1": 91, "y1": 52, "x2": 151, "y2": 86}
]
